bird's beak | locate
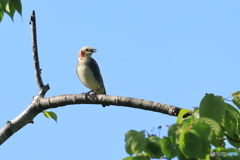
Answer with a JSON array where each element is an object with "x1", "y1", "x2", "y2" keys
[{"x1": 93, "y1": 49, "x2": 97, "y2": 52}]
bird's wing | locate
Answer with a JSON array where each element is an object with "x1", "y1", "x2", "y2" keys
[{"x1": 88, "y1": 58, "x2": 106, "y2": 94}]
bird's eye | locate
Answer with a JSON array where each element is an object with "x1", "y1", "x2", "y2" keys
[{"x1": 86, "y1": 49, "x2": 89, "y2": 51}]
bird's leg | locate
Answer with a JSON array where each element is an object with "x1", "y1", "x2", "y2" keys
[
  {"x1": 87, "y1": 89, "x2": 100, "y2": 100},
  {"x1": 91, "y1": 89, "x2": 100, "y2": 99},
  {"x1": 85, "y1": 90, "x2": 100, "y2": 100},
  {"x1": 85, "y1": 90, "x2": 94, "y2": 99}
]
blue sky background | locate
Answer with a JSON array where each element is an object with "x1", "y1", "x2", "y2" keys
[{"x1": 1, "y1": 0, "x2": 240, "y2": 159}]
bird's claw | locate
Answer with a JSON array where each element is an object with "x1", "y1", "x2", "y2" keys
[
  {"x1": 84, "y1": 91, "x2": 92, "y2": 99},
  {"x1": 84, "y1": 90, "x2": 97, "y2": 99},
  {"x1": 91, "y1": 91, "x2": 98, "y2": 99}
]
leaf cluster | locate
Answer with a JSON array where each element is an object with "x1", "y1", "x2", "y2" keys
[
  {"x1": 123, "y1": 93, "x2": 240, "y2": 160},
  {"x1": 0, "y1": 0, "x2": 22, "y2": 21}
]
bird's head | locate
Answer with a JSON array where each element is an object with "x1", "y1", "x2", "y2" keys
[{"x1": 78, "y1": 46, "x2": 97, "y2": 58}]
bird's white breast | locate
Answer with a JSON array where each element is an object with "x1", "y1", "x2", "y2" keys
[{"x1": 77, "y1": 58, "x2": 99, "y2": 91}]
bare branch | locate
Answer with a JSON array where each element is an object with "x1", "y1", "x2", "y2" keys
[
  {"x1": 40, "y1": 94, "x2": 183, "y2": 116},
  {"x1": 0, "y1": 94, "x2": 185, "y2": 145},
  {"x1": 29, "y1": 10, "x2": 50, "y2": 97}
]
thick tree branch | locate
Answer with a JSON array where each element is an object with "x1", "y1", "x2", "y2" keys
[
  {"x1": 39, "y1": 94, "x2": 182, "y2": 115},
  {"x1": 30, "y1": 10, "x2": 50, "y2": 97},
  {"x1": 0, "y1": 94, "x2": 184, "y2": 145}
]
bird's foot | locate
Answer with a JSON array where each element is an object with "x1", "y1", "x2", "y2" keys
[
  {"x1": 84, "y1": 91, "x2": 94, "y2": 99},
  {"x1": 91, "y1": 91, "x2": 98, "y2": 99},
  {"x1": 84, "y1": 90, "x2": 98, "y2": 100},
  {"x1": 84, "y1": 90, "x2": 107, "y2": 107}
]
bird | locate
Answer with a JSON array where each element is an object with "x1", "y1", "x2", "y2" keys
[{"x1": 76, "y1": 46, "x2": 107, "y2": 107}]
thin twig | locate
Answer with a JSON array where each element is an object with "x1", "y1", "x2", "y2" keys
[
  {"x1": 29, "y1": 10, "x2": 50, "y2": 97},
  {"x1": 226, "y1": 134, "x2": 240, "y2": 143}
]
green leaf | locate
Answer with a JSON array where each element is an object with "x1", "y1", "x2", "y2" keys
[
  {"x1": 160, "y1": 136, "x2": 177, "y2": 159},
  {"x1": 199, "y1": 139, "x2": 211, "y2": 159},
  {"x1": 192, "y1": 120, "x2": 211, "y2": 140},
  {"x1": 0, "y1": 3, "x2": 4, "y2": 21},
  {"x1": 145, "y1": 135, "x2": 163, "y2": 158},
  {"x1": 131, "y1": 131, "x2": 146, "y2": 154},
  {"x1": 232, "y1": 97, "x2": 240, "y2": 110},
  {"x1": 0, "y1": 0, "x2": 10, "y2": 3},
  {"x1": 178, "y1": 151, "x2": 203, "y2": 160},
  {"x1": 132, "y1": 156, "x2": 149, "y2": 160},
  {"x1": 179, "y1": 129, "x2": 202, "y2": 159},
  {"x1": 124, "y1": 130, "x2": 146, "y2": 155},
  {"x1": 230, "y1": 91, "x2": 240, "y2": 109},
  {"x1": 125, "y1": 130, "x2": 139, "y2": 155},
  {"x1": 225, "y1": 106, "x2": 239, "y2": 136},
  {"x1": 231, "y1": 91, "x2": 240, "y2": 97},
  {"x1": 43, "y1": 111, "x2": 58, "y2": 122},
  {"x1": 177, "y1": 151, "x2": 188, "y2": 160},
  {"x1": 224, "y1": 112, "x2": 236, "y2": 136},
  {"x1": 125, "y1": 130, "x2": 139, "y2": 141},
  {"x1": 178, "y1": 152, "x2": 204, "y2": 160},
  {"x1": 176, "y1": 109, "x2": 191, "y2": 123},
  {"x1": 123, "y1": 157, "x2": 150, "y2": 160},
  {"x1": 192, "y1": 108, "x2": 200, "y2": 120},
  {"x1": 125, "y1": 140, "x2": 134, "y2": 155},
  {"x1": 199, "y1": 94, "x2": 226, "y2": 123},
  {"x1": 208, "y1": 130, "x2": 219, "y2": 147},
  {"x1": 122, "y1": 157, "x2": 134, "y2": 160},
  {"x1": 193, "y1": 117, "x2": 223, "y2": 147},
  {"x1": 10, "y1": 0, "x2": 21, "y2": 15},
  {"x1": 2, "y1": 1, "x2": 15, "y2": 20},
  {"x1": 168, "y1": 123, "x2": 178, "y2": 145},
  {"x1": 48, "y1": 112, "x2": 57, "y2": 122},
  {"x1": 199, "y1": 117, "x2": 222, "y2": 136},
  {"x1": 194, "y1": 117, "x2": 223, "y2": 140}
]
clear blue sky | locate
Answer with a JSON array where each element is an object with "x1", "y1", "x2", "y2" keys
[{"x1": 1, "y1": 0, "x2": 240, "y2": 159}]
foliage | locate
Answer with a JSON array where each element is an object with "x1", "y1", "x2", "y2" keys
[
  {"x1": 43, "y1": 111, "x2": 58, "y2": 123},
  {"x1": 123, "y1": 93, "x2": 240, "y2": 160},
  {"x1": 0, "y1": 0, "x2": 22, "y2": 21}
]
